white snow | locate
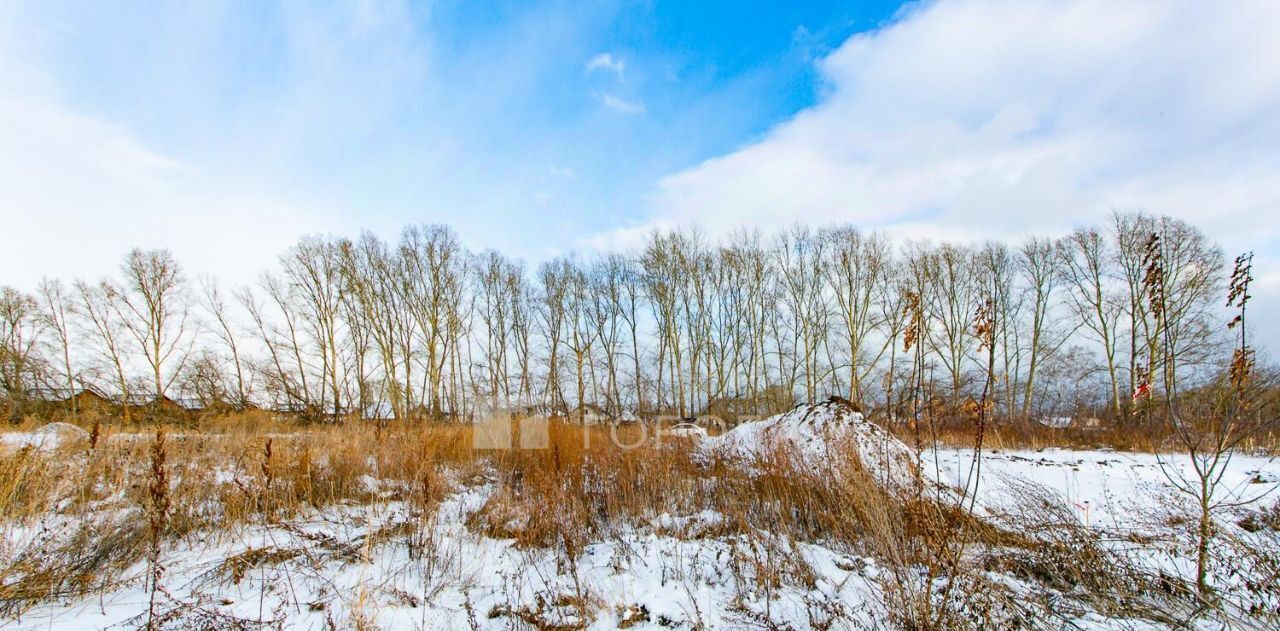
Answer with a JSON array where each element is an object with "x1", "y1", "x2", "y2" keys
[
  {"x1": 0, "y1": 422, "x2": 88, "y2": 452},
  {"x1": 928, "y1": 447, "x2": 1280, "y2": 530},
  {"x1": 704, "y1": 397, "x2": 918, "y2": 491},
  {"x1": 3, "y1": 486, "x2": 884, "y2": 630},
  {"x1": 2, "y1": 413, "x2": 1278, "y2": 629}
]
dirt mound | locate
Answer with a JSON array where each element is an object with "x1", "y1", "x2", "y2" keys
[{"x1": 704, "y1": 396, "x2": 917, "y2": 490}]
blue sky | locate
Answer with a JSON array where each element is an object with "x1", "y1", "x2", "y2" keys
[
  {"x1": 0, "y1": 0, "x2": 901, "y2": 263},
  {"x1": 2, "y1": 0, "x2": 1279, "y2": 347}
]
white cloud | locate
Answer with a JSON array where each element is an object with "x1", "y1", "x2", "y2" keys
[
  {"x1": 590, "y1": 0, "x2": 1280, "y2": 347},
  {"x1": 0, "y1": 8, "x2": 344, "y2": 289},
  {"x1": 1, "y1": 0, "x2": 642, "y2": 283},
  {"x1": 586, "y1": 52, "x2": 625, "y2": 77},
  {"x1": 0, "y1": 91, "x2": 331, "y2": 289},
  {"x1": 589, "y1": 52, "x2": 643, "y2": 116},
  {"x1": 602, "y1": 0, "x2": 1280, "y2": 243},
  {"x1": 582, "y1": 219, "x2": 676, "y2": 253},
  {"x1": 600, "y1": 93, "x2": 645, "y2": 115},
  {"x1": 0, "y1": 1, "x2": 472, "y2": 291}
]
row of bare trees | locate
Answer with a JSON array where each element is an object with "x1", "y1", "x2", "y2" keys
[{"x1": 0, "y1": 211, "x2": 1235, "y2": 424}]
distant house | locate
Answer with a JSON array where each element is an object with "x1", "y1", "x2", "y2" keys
[
  {"x1": 65, "y1": 388, "x2": 112, "y2": 413},
  {"x1": 120, "y1": 392, "x2": 156, "y2": 408},
  {"x1": 173, "y1": 397, "x2": 205, "y2": 412},
  {"x1": 568, "y1": 403, "x2": 610, "y2": 425},
  {"x1": 149, "y1": 395, "x2": 184, "y2": 412},
  {"x1": 124, "y1": 394, "x2": 204, "y2": 416},
  {"x1": 29, "y1": 386, "x2": 113, "y2": 414}
]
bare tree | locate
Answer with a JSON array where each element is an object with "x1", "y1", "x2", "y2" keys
[
  {"x1": 282, "y1": 237, "x2": 346, "y2": 419},
  {"x1": 76, "y1": 280, "x2": 131, "y2": 417},
  {"x1": 976, "y1": 242, "x2": 1024, "y2": 419},
  {"x1": 508, "y1": 265, "x2": 536, "y2": 408},
  {"x1": 1147, "y1": 215, "x2": 1225, "y2": 395},
  {"x1": 1060, "y1": 228, "x2": 1124, "y2": 417},
  {"x1": 10, "y1": 213, "x2": 1249, "y2": 438},
  {"x1": 877, "y1": 269, "x2": 911, "y2": 424},
  {"x1": 642, "y1": 232, "x2": 684, "y2": 416},
  {"x1": 680, "y1": 237, "x2": 713, "y2": 415},
  {"x1": 822, "y1": 226, "x2": 891, "y2": 408},
  {"x1": 336, "y1": 251, "x2": 375, "y2": 418},
  {"x1": 0, "y1": 287, "x2": 44, "y2": 420},
  {"x1": 181, "y1": 350, "x2": 233, "y2": 409},
  {"x1": 1149, "y1": 246, "x2": 1269, "y2": 597},
  {"x1": 475, "y1": 250, "x2": 515, "y2": 405},
  {"x1": 1112, "y1": 211, "x2": 1157, "y2": 419},
  {"x1": 924, "y1": 243, "x2": 979, "y2": 399},
  {"x1": 400, "y1": 225, "x2": 465, "y2": 418},
  {"x1": 708, "y1": 246, "x2": 748, "y2": 410},
  {"x1": 37, "y1": 279, "x2": 79, "y2": 418},
  {"x1": 253, "y1": 273, "x2": 315, "y2": 413},
  {"x1": 725, "y1": 230, "x2": 775, "y2": 415},
  {"x1": 113, "y1": 249, "x2": 191, "y2": 402},
  {"x1": 775, "y1": 226, "x2": 829, "y2": 404},
  {"x1": 1017, "y1": 237, "x2": 1068, "y2": 419},
  {"x1": 199, "y1": 277, "x2": 249, "y2": 408},
  {"x1": 589, "y1": 255, "x2": 628, "y2": 416},
  {"x1": 900, "y1": 247, "x2": 932, "y2": 455},
  {"x1": 338, "y1": 233, "x2": 410, "y2": 419},
  {"x1": 613, "y1": 254, "x2": 646, "y2": 414},
  {"x1": 538, "y1": 258, "x2": 571, "y2": 414},
  {"x1": 562, "y1": 258, "x2": 593, "y2": 421}
]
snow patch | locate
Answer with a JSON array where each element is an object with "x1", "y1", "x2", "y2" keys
[{"x1": 0, "y1": 422, "x2": 88, "y2": 452}]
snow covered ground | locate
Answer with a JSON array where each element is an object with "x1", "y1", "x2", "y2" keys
[
  {"x1": 4, "y1": 491, "x2": 884, "y2": 630},
  {"x1": 928, "y1": 447, "x2": 1279, "y2": 529},
  {"x1": 2, "y1": 416, "x2": 1278, "y2": 629}
]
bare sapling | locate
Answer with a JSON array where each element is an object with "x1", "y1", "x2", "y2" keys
[
  {"x1": 880, "y1": 285, "x2": 999, "y2": 628},
  {"x1": 1147, "y1": 243, "x2": 1276, "y2": 600},
  {"x1": 926, "y1": 296, "x2": 998, "y2": 627},
  {"x1": 901, "y1": 289, "x2": 927, "y2": 494},
  {"x1": 963, "y1": 298, "x2": 996, "y2": 512}
]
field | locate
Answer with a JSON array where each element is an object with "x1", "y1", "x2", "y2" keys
[{"x1": 1, "y1": 402, "x2": 1277, "y2": 630}]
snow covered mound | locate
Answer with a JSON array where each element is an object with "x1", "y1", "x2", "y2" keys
[
  {"x1": 1, "y1": 422, "x2": 89, "y2": 452},
  {"x1": 704, "y1": 397, "x2": 917, "y2": 490}
]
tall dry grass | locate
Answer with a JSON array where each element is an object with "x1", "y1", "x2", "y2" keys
[
  {"x1": 0, "y1": 411, "x2": 1270, "y2": 629},
  {"x1": 0, "y1": 414, "x2": 481, "y2": 617}
]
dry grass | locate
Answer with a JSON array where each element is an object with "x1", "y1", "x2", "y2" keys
[
  {"x1": 0, "y1": 415, "x2": 485, "y2": 618},
  {"x1": 0, "y1": 411, "x2": 1267, "y2": 629}
]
